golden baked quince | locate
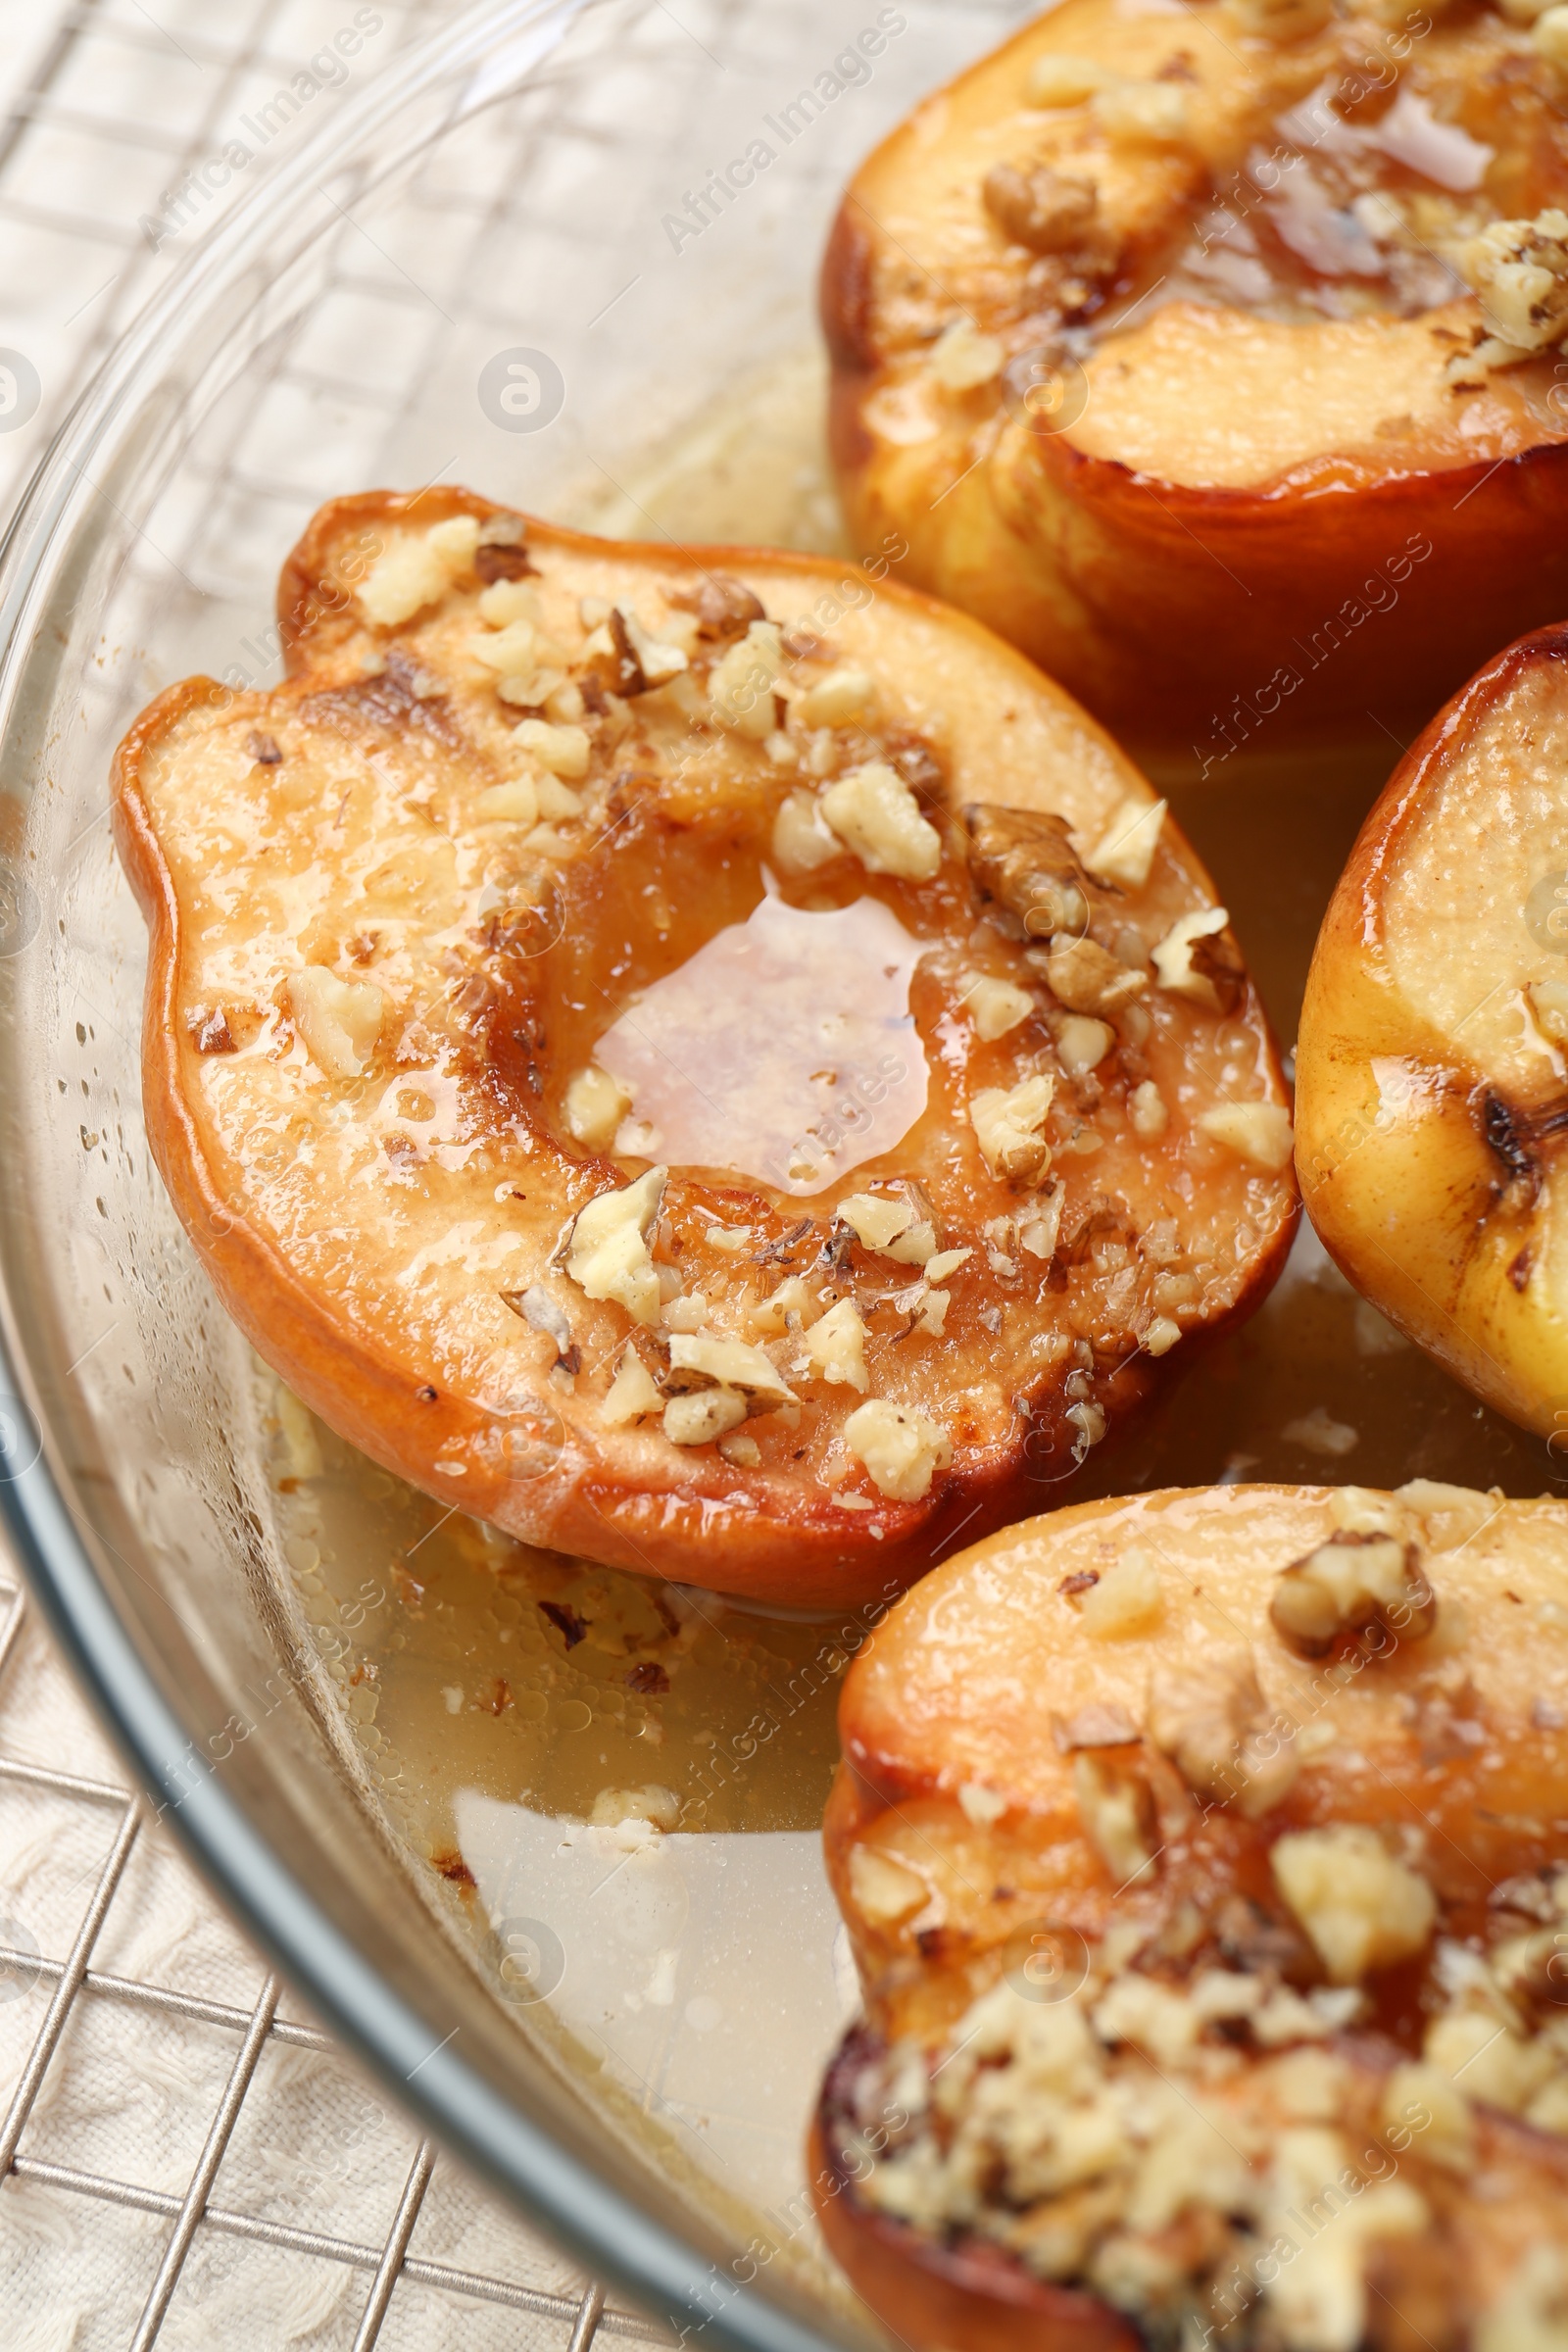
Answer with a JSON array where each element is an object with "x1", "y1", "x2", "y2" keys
[
  {"x1": 825, "y1": 0, "x2": 1568, "y2": 750},
  {"x1": 813, "y1": 1480, "x2": 1568, "y2": 2347},
  {"x1": 1298, "y1": 621, "x2": 1568, "y2": 1442},
  {"x1": 116, "y1": 490, "x2": 1295, "y2": 1604}
]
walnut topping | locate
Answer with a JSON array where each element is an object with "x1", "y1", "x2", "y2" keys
[
  {"x1": 1152, "y1": 906, "x2": 1244, "y2": 1009},
  {"x1": 1073, "y1": 1752, "x2": 1157, "y2": 1883},
  {"x1": 286, "y1": 966, "x2": 383, "y2": 1079},
  {"x1": 1082, "y1": 796, "x2": 1165, "y2": 889},
  {"x1": 358, "y1": 514, "x2": 478, "y2": 627},
  {"x1": 805, "y1": 1297, "x2": 870, "y2": 1391},
  {"x1": 1149, "y1": 1652, "x2": 1299, "y2": 1818},
  {"x1": 669, "y1": 573, "x2": 766, "y2": 639},
  {"x1": 792, "y1": 664, "x2": 880, "y2": 727},
  {"x1": 1078, "y1": 1546, "x2": 1163, "y2": 1639},
  {"x1": 664, "y1": 1332, "x2": 797, "y2": 1409},
  {"x1": 1271, "y1": 1826, "x2": 1436, "y2": 1983},
  {"x1": 842, "y1": 1398, "x2": 953, "y2": 1500},
  {"x1": 836, "y1": 1191, "x2": 936, "y2": 1263},
  {"x1": 1453, "y1": 210, "x2": 1568, "y2": 367},
  {"x1": 602, "y1": 1345, "x2": 663, "y2": 1426},
  {"x1": 972, "y1": 1073, "x2": 1055, "y2": 1183},
  {"x1": 771, "y1": 789, "x2": 841, "y2": 874},
  {"x1": 1270, "y1": 1530, "x2": 1437, "y2": 1657},
  {"x1": 983, "y1": 163, "x2": 1101, "y2": 257},
  {"x1": 565, "y1": 1165, "x2": 666, "y2": 1327},
  {"x1": 963, "y1": 804, "x2": 1089, "y2": 938},
  {"x1": 1198, "y1": 1101, "x2": 1295, "y2": 1170},
  {"x1": 564, "y1": 1065, "x2": 631, "y2": 1150},
  {"x1": 820, "y1": 762, "x2": 943, "y2": 881},
  {"x1": 928, "y1": 318, "x2": 1007, "y2": 390},
  {"x1": 1039, "y1": 932, "x2": 1148, "y2": 1016},
  {"x1": 960, "y1": 972, "x2": 1035, "y2": 1041},
  {"x1": 709, "y1": 619, "x2": 785, "y2": 738},
  {"x1": 1053, "y1": 1701, "x2": 1141, "y2": 1751},
  {"x1": 474, "y1": 512, "x2": 533, "y2": 583},
  {"x1": 663, "y1": 1388, "x2": 747, "y2": 1446}
]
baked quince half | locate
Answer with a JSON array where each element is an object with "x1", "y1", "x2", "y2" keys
[
  {"x1": 1297, "y1": 621, "x2": 1568, "y2": 1442},
  {"x1": 812, "y1": 1480, "x2": 1568, "y2": 2350},
  {"x1": 825, "y1": 0, "x2": 1568, "y2": 748},
  {"x1": 115, "y1": 489, "x2": 1296, "y2": 1606}
]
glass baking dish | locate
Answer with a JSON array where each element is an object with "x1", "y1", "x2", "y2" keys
[{"x1": 0, "y1": 0, "x2": 1559, "y2": 2342}]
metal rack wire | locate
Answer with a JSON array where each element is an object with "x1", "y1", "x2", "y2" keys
[
  {"x1": 0, "y1": 1566, "x2": 665, "y2": 2348},
  {"x1": 0, "y1": 4, "x2": 674, "y2": 2340}
]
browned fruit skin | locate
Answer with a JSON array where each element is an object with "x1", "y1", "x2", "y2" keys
[
  {"x1": 116, "y1": 489, "x2": 1294, "y2": 1605},
  {"x1": 812, "y1": 1484, "x2": 1568, "y2": 2347},
  {"x1": 1297, "y1": 622, "x2": 1568, "y2": 1439},
  {"x1": 822, "y1": 1, "x2": 1568, "y2": 751}
]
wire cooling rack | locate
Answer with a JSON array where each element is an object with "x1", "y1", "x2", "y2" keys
[
  {"x1": 0, "y1": 5, "x2": 674, "y2": 2343},
  {"x1": 0, "y1": 1553, "x2": 669, "y2": 2349}
]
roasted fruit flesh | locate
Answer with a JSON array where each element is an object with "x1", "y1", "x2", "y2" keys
[
  {"x1": 114, "y1": 492, "x2": 1295, "y2": 1604},
  {"x1": 815, "y1": 1482, "x2": 1568, "y2": 2348},
  {"x1": 1298, "y1": 621, "x2": 1568, "y2": 1444},
  {"x1": 824, "y1": 0, "x2": 1568, "y2": 741}
]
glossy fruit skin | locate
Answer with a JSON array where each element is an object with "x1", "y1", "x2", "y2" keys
[{"x1": 1297, "y1": 621, "x2": 1568, "y2": 1439}]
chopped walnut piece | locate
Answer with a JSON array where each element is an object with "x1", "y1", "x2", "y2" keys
[
  {"x1": 1198, "y1": 1101, "x2": 1295, "y2": 1170},
  {"x1": 1027, "y1": 54, "x2": 1113, "y2": 106},
  {"x1": 670, "y1": 573, "x2": 765, "y2": 640},
  {"x1": 564, "y1": 1065, "x2": 631, "y2": 1150},
  {"x1": 358, "y1": 515, "x2": 478, "y2": 627},
  {"x1": 842, "y1": 1397, "x2": 953, "y2": 1500},
  {"x1": 1149, "y1": 1652, "x2": 1299, "y2": 1818},
  {"x1": 1082, "y1": 796, "x2": 1165, "y2": 889},
  {"x1": 820, "y1": 762, "x2": 943, "y2": 881},
  {"x1": 1454, "y1": 210, "x2": 1568, "y2": 363},
  {"x1": 664, "y1": 1388, "x2": 747, "y2": 1446},
  {"x1": 664, "y1": 1332, "x2": 797, "y2": 1409},
  {"x1": 961, "y1": 971, "x2": 1035, "y2": 1041},
  {"x1": 1040, "y1": 932, "x2": 1149, "y2": 1016},
  {"x1": 565, "y1": 1165, "x2": 666, "y2": 1327},
  {"x1": 793, "y1": 665, "x2": 880, "y2": 727},
  {"x1": 474, "y1": 512, "x2": 534, "y2": 583},
  {"x1": 849, "y1": 1844, "x2": 928, "y2": 1922},
  {"x1": 1152, "y1": 906, "x2": 1244, "y2": 1009},
  {"x1": 983, "y1": 162, "x2": 1101, "y2": 257},
  {"x1": 972, "y1": 1073, "x2": 1055, "y2": 1183},
  {"x1": 286, "y1": 966, "x2": 384, "y2": 1080},
  {"x1": 963, "y1": 804, "x2": 1089, "y2": 938},
  {"x1": 928, "y1": 318, "x2": 1007, "y2": 390},
  {"x1": 1078, "y1": 1546, "x2": 1163, "y2": 1639},
  {"x1": 1269, "y1": 1530, "x2": 1437, "y2": 1657},
  {"x1": 602, "y1": 1346, "x2": 663, "y2": 1426},
  {"x1": 1052, "y1": 1701, "x2": 1141, "y2": 1751},
  {"x1": 805, "y1": 1297, "x2": 870, "y2": 1391},
  {"x1": 709, "y1": 619, "x2": 786, "y2": 738},
  {"x1": 1073, "y1": 1753, "x2": 1156, "y2": 1884},
  {"x1": 770, "y1": 789, "x2": 839, "y2": 875},
  {"x1": 1271, "y1": 1825, "x2": 1436, "y2": 1983}
]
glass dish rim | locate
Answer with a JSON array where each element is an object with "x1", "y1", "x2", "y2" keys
[{"x1": 0, "y1": 6, "x2": 841, "y2": 2343}]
